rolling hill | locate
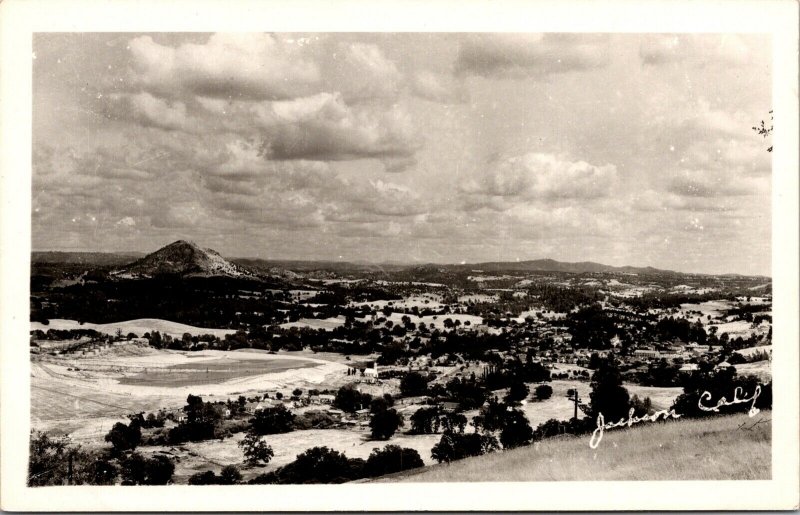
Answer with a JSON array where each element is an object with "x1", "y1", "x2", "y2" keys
[
  {"x1": 111, "y1": 240, "x2": 255, "y2": 279},
  {"x1": 373, "y1": 412, "x2": 770, "y2": 482}
]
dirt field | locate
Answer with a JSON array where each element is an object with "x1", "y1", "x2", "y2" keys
[{"x1": 31, "y1": 345, "x2": 349, "y2": 440}]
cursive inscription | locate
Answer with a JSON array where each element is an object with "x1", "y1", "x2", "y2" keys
[
  {"x1": 589, "y1": 387, "x2": 763, "y2": 448},
  {"x1": 698, "y1": 386, "x2": 761, "y2": 417},
  {"x1": 590, "y1": 407, "x2": 681, "y2": 449}
]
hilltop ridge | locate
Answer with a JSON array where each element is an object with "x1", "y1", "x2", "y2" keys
[{"x1": 111, "y1": 240, "x2": 255, "y2": 279}]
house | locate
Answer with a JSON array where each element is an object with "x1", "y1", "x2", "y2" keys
[
  {"x1": 363, "y1": 363, "x2": 379, "y2": 383},
  {"x1": 441, "y1": 402, "x2": 460, "y2": 413}
]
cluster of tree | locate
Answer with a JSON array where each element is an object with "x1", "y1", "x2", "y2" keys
[
  {"x1": 188, "y1": 465, "x2": 242, "y2": 485},
  {"x1": 28, "y1": 431, "x2": 176, "y2": 486},
  {"x1": 671, "y1": 365, "x2": 772, "y2": 418},
  {"x1": 430, "y1": 431, "x2": 499, "y2": 463},
  {"x1": 480, "y1": 358, "x2": 550, "y2": 391},
  {"x1": 249, "y1": 445, "x2": 423, "y2": 484},
  {"x1": 250, "y1": 404, "x2": 295, "y2": 435},
  {"x1": 654, "y1": 316, "x2": 707, "y2": 343},
  {"x1": 166, "y1": 395, "x2": 225, "y2": 444},
  {"x1": 472, "y1": 398, "x2": 534, "y2": 449},
  {"x1": 409, "y1": 406, "x2": 468, "y2": 435}
]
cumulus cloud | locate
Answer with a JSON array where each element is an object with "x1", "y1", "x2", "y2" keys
[
  {"x1": 323, "y1": 42, "x2": 403, "y2": 103},
  {"x1": 639, "y1": 34, "x2": 753, "y2": 67},
  {"x1": 129, "y1": 33, "x2": 321, "y2": 101},
  {"x1": 461, "y1": 153, "x2": 618, "y2": 210},
  {"x1": 455, "y1": 33, "x2": 610, "y2": 78},
  {"x1": 410, "y1": 70, "x2": 468, "y2": 103},
  {"x1": 253, "y1": 92, "x2": 419, "y2": 161},
  {"x1": 103, "y1": 92, "x2": 195, "y2": 132}
]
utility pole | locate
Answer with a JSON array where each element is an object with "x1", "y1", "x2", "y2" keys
[{"x1": 567, "y1": 389, "x2": 580, "y2": 420}]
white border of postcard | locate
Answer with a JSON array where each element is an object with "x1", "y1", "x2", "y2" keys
[{"x1": 1, "y1": 0, "x2": 798, "y2": 511}]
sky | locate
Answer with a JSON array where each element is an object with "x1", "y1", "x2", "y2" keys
[{"x1": 32, "y1": 33, "x2": 772, "y2": 275}]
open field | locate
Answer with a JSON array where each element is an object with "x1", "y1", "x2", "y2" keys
[
  {"x1": 377, "y1": 412, "x2": 771, "y2": 482},
  {"x1": 31, "y1": 346, "x2": 349, "y2": 438},
  {"x1": 279, "y1": 316, "x2": 346, "y2": 331},
  {"x1": 139, "y1": 427, "x2": 442, "y2": 483},
  {"x1": 118, "y1": 357, "x2": 319, "y2": 387},
  {"x1": 31, "y1": 318, "x2": 236, "y2": 339}
]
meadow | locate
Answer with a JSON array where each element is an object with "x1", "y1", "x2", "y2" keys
[{"x1": 380, "y1": 412, "x2": 771, "y2": 482}]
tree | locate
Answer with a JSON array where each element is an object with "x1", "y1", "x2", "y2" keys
[
  {"x1": 504, "y1": 381, "x2": 529, "y2": 404},
  {"x1": 369, "y1": 408, "x2": 404, "y2": 440},
  {"x1": 251, "y1": 404, "x2": 295, "y2": 435},
  {"x1": 365, "y1": 445, "x2": 424, "y2": 477},
  {"x1": 588, "y1": 357, "x2": 631, "y2": 424},
  {"x1": 473, "y1": 398, "x2": 507, "y2": 432},
  {"x1": 333, "y1": 385, "x2": 372, "y2": 413},
  {"x1": 189, "y1": 470, "x2": 218, "y2": 485},
  {"x1": 105, "y1": 421, "x2": 141, "y2": 453},
  {"x1": 399, "y1": 372, "x2": 429, "y2": 397},
  {"x1": 534, "y1": 384, "x2": 553, "y2": 401},
  {"x1": 499, "y1": 409, "x2": 534, "y2": 449},
  {"x1": 239, "y1": 431, "x2": 274, "y2": 466},
  {"x1": 219, "y1": 465, "x2": 242, "y2": 485}
]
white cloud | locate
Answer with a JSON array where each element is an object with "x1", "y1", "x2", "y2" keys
[
  {"x1": 455, "y1": 33, "x2": 610, "y2": 78},
  {"x1": 639, "y1": 34, "x2": 753, "y2": 67},
  {"x1": 461, "y1": 153, "x2": 618, "y2": 209},
  {"x1": 253, "y1": 92, "x2": 419, "y2": 161},
  {"x1": 129, "y1": 33, "x2": 321, "y2": 101}
]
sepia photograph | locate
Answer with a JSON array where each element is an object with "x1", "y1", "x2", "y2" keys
[{"x1": 1, "y1": 0, "x2": 798, "y2": 511}]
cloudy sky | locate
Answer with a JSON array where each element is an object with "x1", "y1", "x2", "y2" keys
[{"x1": 32, "y1": 33, "x2": 771, "y2": 275}]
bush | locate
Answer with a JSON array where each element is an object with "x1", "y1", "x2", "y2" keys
[
  {"x1": 364, "y1": 445, "x2": 424, "y2": 477},
  {"x1": 251, "y1": 404, "x2": 295, "y2": 435},
  {"x1": 369, "y1": 408, "x2": 404, "y2": 440},
  {"x1": 534, "y1": 384, "x2": 553, "y2": 401},
  {"x1": 430, "y1": 431, "x2": 499, "y2": 463}
]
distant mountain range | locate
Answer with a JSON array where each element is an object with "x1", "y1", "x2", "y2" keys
[{"x1": 32, "y1": 241, "x2": 759, "y2": 278}]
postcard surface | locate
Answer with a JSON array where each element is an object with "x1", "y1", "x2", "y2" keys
[{"x1": 1, "y1": 0, "x2": 798, "y2": 511}]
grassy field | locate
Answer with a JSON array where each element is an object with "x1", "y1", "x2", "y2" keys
[
  {"x1": 378, "y1": 412, "x2": 771, "y2": 482},
  {"x1": 31, "y1": 318, "x2": 236, "y2": 338}
]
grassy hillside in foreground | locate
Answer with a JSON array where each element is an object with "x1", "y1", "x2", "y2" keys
[{"x1": 376, "y1": 413, "x2": 771, "y2": 482}]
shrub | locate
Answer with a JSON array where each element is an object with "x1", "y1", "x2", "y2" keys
[{"x1": 219, "y1": 465, "x2": 242, "y2": 485}]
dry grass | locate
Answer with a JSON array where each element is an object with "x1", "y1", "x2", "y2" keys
[{"x1": 379, "y1": 412, "x2": 771, "y2": 482}]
